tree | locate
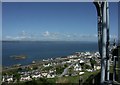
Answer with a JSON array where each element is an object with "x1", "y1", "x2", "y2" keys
[
  {"x1": 90, "y1": 58, "x2": 97, "y2": 70},
  {"x1": 13, "y1": 72, "x2": 21, "y2": 82},
  {"x1": 56, "y1": 66, "x2": 64, "y2": 75},
  {"x1": 17, "y1": 67, "x2": 22, "y2": 72},
  {"x1": 80, "y1": 63, "x2": 85, "y2": 70},
  {"x1": 84, "y1": 64, "x2": 92, "y2": 69}
]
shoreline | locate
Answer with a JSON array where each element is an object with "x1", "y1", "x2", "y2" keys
[
  {"x1": 2, "y1": 51, "x2": 99, "y2": 71},
  {"x1": 3, "y1": 41, "x2": 98, "y2": 67}
]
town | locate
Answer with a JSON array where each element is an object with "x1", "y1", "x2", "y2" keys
[{"x1": 2, "y1": 51, "x2": 102, "y2": 84}]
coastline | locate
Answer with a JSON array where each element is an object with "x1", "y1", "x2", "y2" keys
[
  {"x1": 2, "y1": 51, "x2": 99, "y2": 71},
  {"x1": 2, "y1": 41, "x2": 98, "y2": 67}
]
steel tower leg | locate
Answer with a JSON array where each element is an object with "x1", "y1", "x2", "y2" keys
[
  {"x1": 101, "y1": 2, "x2": 107, "y2": 84},
  {"x1": 118, "y1": 47, "x2": 120, "y2": 83},
  {"x1": 113, "y1": 56, "x2": 117, "y2": 81},
  {"x1": 106, "y1": 2, "x2": 110, "y2": 81},
  {"x1": 118, "y1": 2, "x2": 120, "y2": 83}
]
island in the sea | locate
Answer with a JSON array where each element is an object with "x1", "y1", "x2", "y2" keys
[{"x1": 10, "y1": 55, "x2": 27, "y2": 60}]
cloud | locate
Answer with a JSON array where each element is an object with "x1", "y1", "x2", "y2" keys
[
  {"x1": 5, "y1": 31, "x2": 33, "y2": 41},
  {"x1": 42, "y1": 31, "x2": 50, "y2": 37},
  {"x1": 41, "y1": 31, "x2": 60, "y2": 40},
  {"x1": 6, "y1": 30, "x2": 115, "y2": 41},
  {"x1": 4, "y1": 32, "x2": 98, "y2": 41},
  {"x1": 110, "y1": 35, "x2": 117, "y2": 39},
  {"x1": 5, "y1": 36, "x2": 32, "y2": 40},
  {"x1": 40, "y1": 31, "x2": 99, "y2": 41},
  {"x1": 6, "y1": 36, "x2": 12, "y2": 39}
]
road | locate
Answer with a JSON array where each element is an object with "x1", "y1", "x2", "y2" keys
[{"x1": 60, "y1": 60, "x2": 79, "y2": 77}]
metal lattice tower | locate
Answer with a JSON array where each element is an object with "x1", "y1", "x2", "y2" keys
[
  {"x1": 94, "y1": 1, "x2": 110, "y2": 85},
  {"x1": 94, "y1": 1, "x2": 120, "y2": 85}
]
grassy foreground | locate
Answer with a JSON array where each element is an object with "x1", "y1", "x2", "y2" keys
[{"x1": 2, "y1": 70, "x2": 100, "y2": 85}]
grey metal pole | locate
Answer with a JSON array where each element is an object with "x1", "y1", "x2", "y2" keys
[
  {"x1": 101, "y1": 2, "x2": 107, "y2": 84},
  {"x1": 106, "y1": 2, "x2": 110, "y2": 81},
  {"x1": 98, "y1": 6, "x2": 103, "y2": 57},
  {"x1": 93, "y1": 2, "x2": 103, "y2": 57},
  {"x1": 118, "y1": 46, "x2": 120, "y2": 83},
  {"x1": 113, "y1": 56, "x2": 117, "y2": 81},
  {"x1": 118, "y1": 2, "x2": 120, "y2": 83}
]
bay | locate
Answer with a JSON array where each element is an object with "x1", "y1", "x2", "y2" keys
[{"x1": 2, "y1": 41, "x2": 98, "y2": 66}]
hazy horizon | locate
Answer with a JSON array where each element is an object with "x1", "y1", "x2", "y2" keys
[{"x1": 2, "y1": 2, "x2": 118, "y2": 42}]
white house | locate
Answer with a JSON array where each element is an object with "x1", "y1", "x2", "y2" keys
[
  {"x1": 88, "y1": 56, "x2": 92, "y2": 58},
  {"x1": 49, "y1": 70, "x2": 54, "y2": 73},
  {"x1": 80, "y1": 60, "x2": 84, "y2": 63},
  {"x1": 2, "y1": 76, "x2": 5, "y2": 82},
  {"x1": 94, "y1": 66, "x2": 101, "y2": 70},
  {"x1": 74, "y1": 64, "x2": 82, "y2": 71},
  {"x1": 79, "y1": 72, "x2": 84, "y2": 75},
  {"x1": 43, "y1": 63, "x2": 51, "y2": 67},
  {"x1": 6, "y1": 77, "x2": 13, "y2": 82},
  {"x1": 41, "y1": 72, "x2": 48, "y2": 77},
  {"x1": 86, "y1": 69, "x2": 93, "y2": 72},
  {"x1": 66, "y1": 60, "x2": 71, "y2": 63},
  {"x1": 74, "y1": 67, "x2": 82, "y2": 71},
  {"x1": 47, "y1": 74, "x2": 55, "y2": 78},
  {"x1": 32, "y1": 74, "x2": 42, "y2": 79},
  {"x1": 20, "y1": 76, "x2": 31, "y2": 81}
]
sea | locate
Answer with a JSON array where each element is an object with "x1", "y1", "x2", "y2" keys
[{"x1": 2, "y1": 41, "x2": 98, "y2": 67}]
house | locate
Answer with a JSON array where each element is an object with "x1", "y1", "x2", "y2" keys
[
  {"x1": 3, "y1": 76, "x2": 13, "y2": 82},
  {"x1": 2, "y1": 76, "x2": 5, "y2": 82},
  {"x1": 79, "y1": 72, "x2": 84, "y2": 75},
  {"x1": 41, "y1": 72, "x2": 48, "y2": 77},
  {"x1": 47, "y1": 74, "x2": 55, "y2": 78},
  {"x1": 88, "y1": 56, "x2": 92, "y2": 59},
  {"x1": 6, "y1": 77, "x2": 13, "y2": 82},
  {"x1": 74, "y1": 67, "x2": 82, "y2": 71},
  {"x1": 74, "y1": 64, "x2": 82, "y2": 71},
  {"x1": 66, "y1": 60, "x2": 71, "y2": 63},
  {"x1": 94, "y1": 66, "x2": 101, "y2": 70},
  {"x1": 20, "y1": 76, "x2": 31, "y2": 81},
  {"x1": 86, "y1": 69, "x2": 93, "y2": 72},
  {"x1": 80, "y1": 60, "x2": 84, "y2": 63},
  {"x1": 32, "y1": 74, "x2": 42, "y2": 79},
  {"x1": 43, "y1": 63, "x2": 52, "y2": 67},
  {"x1": 49, "y1": 70, "x2": 54, "y2": 73}
]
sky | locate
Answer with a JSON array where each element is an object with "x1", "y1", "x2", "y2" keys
[{"x1": 2, "y1": 2, "x2": 118, "y2": 41}]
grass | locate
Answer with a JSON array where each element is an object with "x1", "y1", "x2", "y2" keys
[
  {"x1": 47, "y1": 70, "x2": 100, "y2": 84},
  {"x1": 2, "y1": 70, "x2": 100, "y2": 85}
]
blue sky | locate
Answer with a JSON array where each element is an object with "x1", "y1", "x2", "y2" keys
[{"x1": 2, "y1": 2, "x2": 118, "y2": 41}]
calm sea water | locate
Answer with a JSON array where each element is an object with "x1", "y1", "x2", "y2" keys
[{"x1": 2, "y1": 41, "x2": 98, "y2": 66}]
